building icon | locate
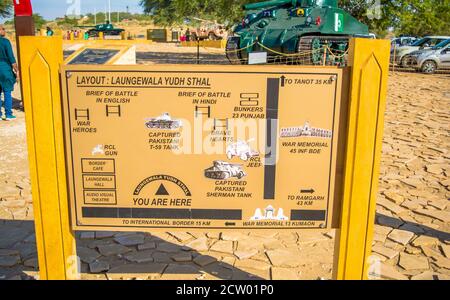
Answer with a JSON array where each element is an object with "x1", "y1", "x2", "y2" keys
[{"x1": 251, "y1": 205, "x2": 288, "y2": 221}]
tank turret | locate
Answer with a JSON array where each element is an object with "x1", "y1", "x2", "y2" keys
[
  {"x1": 226, "y1": 0, "x2": 370, "y2": 65},
  {"x1": 80, "y1": 21, "x2": 125, "y2": 38}
]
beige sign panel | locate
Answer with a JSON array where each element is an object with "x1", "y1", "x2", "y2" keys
[{"x1": 61, "y1": 65, "x2": 343, "y2": 231}]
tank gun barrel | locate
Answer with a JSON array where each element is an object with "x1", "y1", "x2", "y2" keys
[
  {"x1": 243, "y1": 0, "x2": 298, "y2": 11},
  {"x1": 243, "y1": 0, "x2": 338, "y2": 10}
]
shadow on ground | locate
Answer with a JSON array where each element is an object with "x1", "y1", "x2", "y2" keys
[
  {"x1": 1, "y1": 213, "x2": 448, "y2": 280},
  {"x1": 0, "y1": 220, "x2": 263, "y2": 280},
  {"x1": 1, "y1": 97, "x2": 22, "y2": 113},
  {"x1": 12, "y1": 97, "x2": 23, "y2": 111},
  {"x1": 375, "y1": 213, "x2": 450, "y2": 241}
]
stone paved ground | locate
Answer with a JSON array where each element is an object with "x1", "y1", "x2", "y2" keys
[{"x1": 0, "y1": 70, "x2": 449, "y2": 280}]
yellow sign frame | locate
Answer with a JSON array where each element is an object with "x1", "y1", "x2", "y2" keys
[{"x1": 19, "y1": 36, "x2": 390, "y2": 280}]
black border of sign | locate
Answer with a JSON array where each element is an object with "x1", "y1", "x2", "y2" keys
[{"x1": 65, "y1": 69, "x2": 340, "y2": 230}]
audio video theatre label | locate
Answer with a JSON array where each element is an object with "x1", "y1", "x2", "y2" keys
[{"x1": 61, "y1": 65, "x2": 343, "y2": 231}]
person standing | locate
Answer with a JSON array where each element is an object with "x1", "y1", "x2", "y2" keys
[
  {"x1": 185, "y1": 28, "x2": 191, "y2": 42},
  {"x1": 0, "y1": 25, "x2": 18, "y2": 121},
  {"x1": 46, "y1": 26, "x2": 54, "y2": 37}
]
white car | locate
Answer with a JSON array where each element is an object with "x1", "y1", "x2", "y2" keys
[
  {"x1": 226, "y1": 140, "x2": 259, "y2": 161},
  {"x1": 391, "y1": 36, "x2": 419, "y2": 51},
  {"x1": 390, "y1": 36, "x2": 450, "y2": 67}
]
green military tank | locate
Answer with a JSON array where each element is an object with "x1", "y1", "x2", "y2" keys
[
  {"x1": 83, "y1": 21, "x2": 125, "y2": 37},
  {"x1": 226, "y1": 0, "x2": 370, "y2": 65}
]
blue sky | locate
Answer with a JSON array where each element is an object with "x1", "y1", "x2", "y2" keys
[{"x1": 9, "y1": 0, "x2": 143, "y2": 20}]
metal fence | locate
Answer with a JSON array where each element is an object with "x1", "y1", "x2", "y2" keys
[
  {"x1": 137, "y1": 42, "x2": 450, "y2": 76},
  {"x1": 136, "y1": 41, "x2": 351, "y2": 66}
]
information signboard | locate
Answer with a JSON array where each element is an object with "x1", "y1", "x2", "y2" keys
[
  {"x1": 68, "y1": 49, "x2": 120, "y2": 65},
  {"x1": 61, "y1": 65, "x2": 343, "y2": 231}
]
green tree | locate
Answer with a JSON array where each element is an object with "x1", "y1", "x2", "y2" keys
[
  {"x1": 393, "y1": 0, "x2": 450, "y2": 36},
  {"x1": 33, "y1": 14, "x2": 47, "y2": 29},
  {"x1": 139, "y1": 0, "x2": 260, "y2": 26},
  {"x1": 56, "y1": 15, "x2": 79, "y2": 28},
  {"x1": 3, "y1": 14, "x2": 47, "y2": 29},
  {"x1": 140, "y1": 0, "x2": 450, "y2": 36},
  {"x1": 339, "y1": 1, "x2": 395, "y2": 36},
  {"x1": 82, "y1": 12, "x2": 153, "y2": 25},
  {"x1": 0, "y1": 0, "x2": 12, "y2": 18}
]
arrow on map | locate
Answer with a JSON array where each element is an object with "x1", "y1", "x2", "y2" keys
[
  {"x1": 301, "y1": 189, "x2": 315, "y2": 194},
  {"x1": 280, "y1": 75, "x2": 286, "y2": 87}
]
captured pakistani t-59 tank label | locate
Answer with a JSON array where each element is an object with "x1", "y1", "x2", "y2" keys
[{"x1": 61, "y1": 65, "x2": 344, "y2": 231}]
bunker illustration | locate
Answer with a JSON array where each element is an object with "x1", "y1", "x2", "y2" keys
[
  {"x1": 204, "y1": 161, "x2": 247, "y2": 180},
  {"x1": 226, "y1": 140, "x2": 259, "y2": 161},
  {"x1": 145, "y1": 113, "x2": 182, "y2": 130}
]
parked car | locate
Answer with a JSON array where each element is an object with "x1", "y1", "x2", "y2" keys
[
  {"x1": 390, "y1": 36, "x2": 450, "y2": 67},
  {"x1": 187, "y1": 24, "x2": 228, "y2": 41},
  {"x1": 391, "y1": 36, "x2": 419, "y2": 51},
  {"x1": 407, "y1": 39, "x2": 450, "y2": 74}
]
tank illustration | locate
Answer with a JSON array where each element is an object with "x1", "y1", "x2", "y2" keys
[
  {"x1": 80, "y1": 22, "x2": 125, "y2": 38},
  {"x1": 145, "y1": 113, "x2": 182, "y2": 130},
  {"x1": 226, "y1": 140, "x2": 259, "y2": 161},
  {"x1": 226, "y1": 0, "x2": 370, "y2": 65},
  {"x1": 204, "y1": 161, "x2": 247, "y2": 180}
]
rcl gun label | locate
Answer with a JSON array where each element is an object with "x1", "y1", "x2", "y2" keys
[{"x1": 61, "y1": 65, "x2": 344, "y2": 231}]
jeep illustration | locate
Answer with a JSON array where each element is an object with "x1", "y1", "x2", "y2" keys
[
  {"x1": 204, "y1": 161, "x2": 247, "y2": 180},
  {"x1": 145, "y1": 113, "x2": 182, "y2": 130},
  {"x1": 226, "y1": 140, "x2": 259, "y2": 161}
]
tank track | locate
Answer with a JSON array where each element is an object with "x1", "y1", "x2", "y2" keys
[
  {"x1": 226, "y1": 35, "x2": 351, "y2": 65},
  {"x1": 297, "y1": 35, "x2": 350, "y2": 66},
  {"x1": 226, "y1": 36, "x2": 245, "y2": 65}
]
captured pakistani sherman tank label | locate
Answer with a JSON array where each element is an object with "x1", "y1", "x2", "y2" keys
[{"x1": 61, "y1": 65, "x2": 344, "y2": 231}]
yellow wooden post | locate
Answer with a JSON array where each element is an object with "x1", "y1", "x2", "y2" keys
[
  {"x1": 99, "y1": 31, "x2": 104, "y2": 40},
  {"x1": 69, "y1": 31, "x2": 74, "y2": 41},
  {"x1": 19, "y1": 36, "x2": 78, "y2": 280},
  {"x1": 334, "y1": 38, "x2": 390, "y2": 280}
]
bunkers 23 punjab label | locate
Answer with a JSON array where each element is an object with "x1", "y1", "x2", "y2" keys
[{"x1": 61, "y1": 65, "x2": 343, "y2": 231}]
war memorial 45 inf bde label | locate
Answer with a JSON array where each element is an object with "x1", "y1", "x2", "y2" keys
[{"x1": 62, "y1": 65, "x2": 344, "y2": 231}]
